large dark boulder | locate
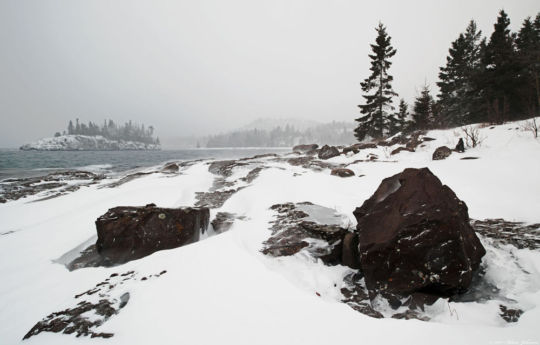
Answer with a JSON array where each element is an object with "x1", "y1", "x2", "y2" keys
[
  {"x1": 318, "y1": 145, "x2": 340, "y2": 160},
  {"x1": 353, "y1": 168, "x2": 485, "y2": 300},
  {"x1": 96, "y1": 204, "x2": 209, "y2": 264}
]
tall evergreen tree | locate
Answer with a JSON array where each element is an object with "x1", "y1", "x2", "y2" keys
[
  {"x1": 412, "y1": 85, "x2": 434, "y2": 130},
  {"x1": 67, "y1": 120, "x2": 74, "y2": 135},
  {"x1": 355, "y1": 23, "x2": 398, "y2": 141},
  {"x1": 437, "y1": 20, "x2": 484, "y2": 126},
  {"x1": 480, "y1": 10, "x2": 519, "y2": 123},
  {"x1": 388, "y1": 98, "x2": 409, "y2": 135},
  {"x1": 515, "y1": 15, "x2": 540, "y2": 117}
]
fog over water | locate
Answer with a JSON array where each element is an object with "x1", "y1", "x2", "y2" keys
[{"x1": 0, "y1": 0, "x2": 538, "y2": 147}]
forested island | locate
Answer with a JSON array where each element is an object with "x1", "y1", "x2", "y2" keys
[{"x1": 20, "y1": 119, "x2": 161, "y2": 151}]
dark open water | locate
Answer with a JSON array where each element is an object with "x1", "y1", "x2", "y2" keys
[{"x1": 0, "y1": 148, "x2": 289, "y2": 180}]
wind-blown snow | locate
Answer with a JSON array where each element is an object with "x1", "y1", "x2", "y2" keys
[
  {"x1": 20, "y1": 135, "x2": 160, "y2": 151},
  {"x1": 1, "y1": 120, "x2": 540, "y2": 344}
]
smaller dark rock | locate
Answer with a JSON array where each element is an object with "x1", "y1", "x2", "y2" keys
[
  {"x1": 460, "y1": 157, "x2": 479, "y2": 160},
  {"x1": 261, "y1": 242, "x2": 309, "y2": 256},
  {"x1": 330, "y1": 168, "x2": 355, "y2": 178},
  {"x1": 342, "y1": 146, "x2": 360, "y2": 155},
  {"x1": 293, "y1": 144, "x2": 319, "y2": 153},
  {"x1": 391, "y1": 146, "x2": 415, "y2": 155},
  {"x1": 454, "y1": 138, "x2": 465, "y2": 153},
  {"x1": 341, "y1": 232, "x2": 360, "y2": 269},
  {"x1": 422, "y1": 137, "x2": 436, "y2": 142},
  {"x1": 162, "y1": 162, "x2": 179, "y2": 173},
  {"x1": 211, "y1": 212, "x2": 236, "y2": 233},
  {"x1": 432, "y1": 146, "x2": 452, "y2": 160},
  {"x1": 499, "y1": 305, "x2": 523, "y2": 323},
  {"x1": 318, "y1": 145, "x2": 340, "y2": 160}
]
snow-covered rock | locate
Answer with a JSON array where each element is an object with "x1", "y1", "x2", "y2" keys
[{"x1": 20, "y1": 135, "x2": 160, "y2": 151}]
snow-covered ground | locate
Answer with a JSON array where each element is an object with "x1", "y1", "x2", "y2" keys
[
  {"x1": 1, "y1": 120, "x2": 540, "y2": 344},
  {"x1": 20, "y1": 135, "x2": 160, "y2": 151}
]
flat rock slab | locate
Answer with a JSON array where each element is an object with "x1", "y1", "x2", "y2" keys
[
  {"x1": 0, "y1": 170, "x2": 104, "y2": 203},
  {"x1": 471, "y1": 219, "x2": 540, "y2": 250},
  {"x1": 96, "y1": 204, "x2": 209, "y2": 265}
]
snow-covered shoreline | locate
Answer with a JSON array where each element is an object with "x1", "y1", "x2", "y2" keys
[
  {"x1": 20, "y1": 135, "x2": 161, "y2": 151},
  {"x1": 1, "y1": 119, "x2": 540, "y2": 344}
]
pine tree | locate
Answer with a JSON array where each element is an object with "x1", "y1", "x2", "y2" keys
[
  {"x1": 388, "y1": 99, "x2": 409, "y2": 135},
  {"x1": 67, "y1": 120, "x2": 74, "y2": 135},
  {"x1": 412, "y1": 85, "x2": 434, "y2": 130},
  {"x1": 480, "y1": 10, "x2": 519, "y2": 123},
  {"x1": 515, "y1": 15, "x2": 540, "y2": 118},
  {"x1": 437, "y1": 20, "x2": 484, "y2": 126},
  {"x1": 355, "y1": 22, "x2": 398, "y2": 141}
]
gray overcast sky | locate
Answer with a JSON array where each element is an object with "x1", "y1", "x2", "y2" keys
[{"x1": 0, "y1": 0, "x2": 538, "y2": 147}]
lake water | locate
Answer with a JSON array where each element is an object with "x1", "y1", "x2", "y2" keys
[{"x1": 0, "y1": 148, "x2": 290, "y2": 180}]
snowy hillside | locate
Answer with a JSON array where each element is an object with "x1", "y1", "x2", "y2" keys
[
  {"x1": 1, "y1": 119, "x2": 540, "y2": 344},
  {"x1": 20, "y1": 135, "x2": 161, "y2": 151}
]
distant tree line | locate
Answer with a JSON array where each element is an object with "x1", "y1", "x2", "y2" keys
[
  {"x1": 206, "y1": 122, "x2": 354, "y2": 147},
  {"x1": 55, "y1": 119, "x2": 160, "y2": 145},
  {"x1": 355, "y1": 10, "x2": 540, "y2": 141}
]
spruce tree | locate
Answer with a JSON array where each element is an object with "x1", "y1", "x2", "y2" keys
[
  {"x1": 437, "y1": 20, "x2": 483, "y2": 126},
  {"x1": 388, "y1": 99, "x2": 409, "y2": 135},
  {"x1": 515, "y1": 15, "x2": 540, "y2": 117},
  {"x1": 480, "y1": 10, "x2": 519, "y2": 123},
  {"x1": 412, "y1": 85, "x2": 434, "y2": 130},
  {"x1": 355, "y1": 23, "x2": 398, "y2": 141}
]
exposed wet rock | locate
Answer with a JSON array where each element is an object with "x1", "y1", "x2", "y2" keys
[
  {"x1": 377, "y1": 131, "x2": 426, "y2": 150},
  {"x1": 161, "y1": 162, "x2": 179, "y2": 173},
  {"x1": 211, "y1": 212, "x2": 239, "y2": 233},
  {"x1": 341, "y1": 233, "x2": 360, "y2": 269},
  {"x1": 342, "y1": 146, "x2": 359, "y2": 155},
  {"x1": 24, "y1": 269, "x2": 166, "y2": 340},
  {"x1": 195, "y1": 188, "x2": 244, "y2": 208},
  {"x1": 0, "y1": 170, "x2": 104, "y2": 203},
  {"x1": 471, "y1": 219, "x2": 540, "y2": 250},
  {"x1": 240, "y1": 167, "x2": 264, "y2": 184},
  {"x1": 208, "y1": 160, "x2": 248, "y2": 177},
  {"x1": 293, "y1": 144, "x2": 319, "y2": 153},
  {"x1": 102, "y1": 171, "x2": 154, "y2": 188},
  {"x1": 96, "y1": 204, "x2": 209, "y2": 264},
  {"x1": 353, "y1": 168, "x2": 486, "y2": 300},
  {"x1": 262, "y1": 202, "x2": 353, "y2": 266},
  {"x1": 318, "y1": 145, "x2": 340, "y2": 160},
  {"x1": 432, "y1": 146, "x2": 452, "y2": 160},
  {"x1": 499, "y1": 305, "x2": 523, "y2": 322},
  {"x1": 284, "y1": 156, "x2": 338, "y2": 171},
  {"x1": 330, "y1": 168, "x2": 355, "y2": 178},
  {"x1": 391, "y1": 146, "x2": 415, "y2": 155},
  {"x1": 340, "y1": 273, "x2": 384, "y2": 319},
  {"x1": 356, "y1": 143, "x2": 378, "y2": 150},
  {"x1": 391, "y1": 309, "x2": 430, "y2": 321}
]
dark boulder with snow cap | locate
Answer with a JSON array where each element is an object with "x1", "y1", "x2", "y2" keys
[
  {"x1": 353, "y1": 168, "x2": 485, "y2": 300},
  {"x1": 318, "y1": 145, "x2": 340, "y2": 160},
  {"x1": 96, "y1": 204, "x2": 209, "y2": 264}
]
